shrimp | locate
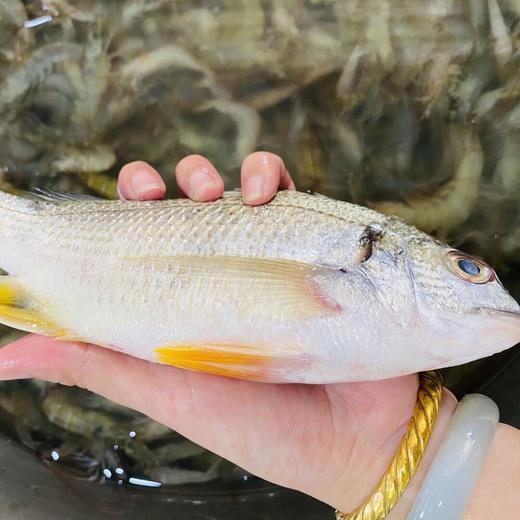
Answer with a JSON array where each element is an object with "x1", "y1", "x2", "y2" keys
[
  {"x1": 154, "y1": 441, "x2": 207, "y2": 463},
  {"x1": 151, "y1": 457, "x2": 222, "y2": 486},
  {"x1": 63, "y1": 30, "x2": 110, "y2": 138},
  {"x1": 494, "y1": 134, "x2": 520, "y2": 193},
  {"x1": 488, "y1": 0, "x2": 513, "y2": 72},
  {"x1": 79, "y1": 172, "x2": 118, "y2": 200},
  {"x1": 43, "y1": 387, "x2": 130, "y2": 439},
  {"x1": 51, "y1": 144, "x2": 116, "y2": 174},
  {"x1": 119, "y1": 45, "x2": 214, "y2": 89},
  {"x1": 0, "y1": 0, "x2": 33, "y2": 59},
  {"x1": 188, "y1": 100, "x2": 261, "y2": 168},
  {"x1": 0, "y1": 43, "x2": 81, "y2": 113},
  {"x1": 373, "y1": 125, "x2": 483, "y2": 238}
]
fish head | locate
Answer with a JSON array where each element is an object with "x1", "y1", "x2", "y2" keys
[
  {"x1": 394, "y1": 237, "x2": 520, "y2": 366},
  {"x1": 322, "y1": 224, "x2": 520, "y2": 373}
]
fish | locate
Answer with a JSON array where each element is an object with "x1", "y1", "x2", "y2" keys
[{"x1": 0, "y1": 189, "x2": 519, "y2": 383}]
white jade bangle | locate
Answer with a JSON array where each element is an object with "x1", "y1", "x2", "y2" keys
[{"x1": 407, "y1": 394, "x2": 499, "y2": 520}]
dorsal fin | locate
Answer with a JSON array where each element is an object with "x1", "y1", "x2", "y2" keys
[{"x1": 25, "y1": 188, "x2": 102, "y2": 203}]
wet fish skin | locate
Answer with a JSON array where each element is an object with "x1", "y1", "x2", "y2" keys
[{"x1": 0, "y1": 189, "x2": 518, "y2": 383}]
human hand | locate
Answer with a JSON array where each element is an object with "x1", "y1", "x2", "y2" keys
[{"x1": 0, "y1": 152, "x2": 456, "y2": 515}]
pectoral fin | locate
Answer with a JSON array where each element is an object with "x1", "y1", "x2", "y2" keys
[
  {"x1": 0, "y1": 277, "x2": 66, "y2": 337},
  {"x1": 125, "y1": 255, "x2": 340, "y2": 320},
  {"x1": 155, "y1": 343, "x2": 309, "y2": 382}
]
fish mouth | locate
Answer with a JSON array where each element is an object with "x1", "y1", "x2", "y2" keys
[
  {"x1": 479, "y1": 308, "x2": 520, "y2": 319},
  {"x1": 478, "y1": 307, "x2": 520, "y2": 345}
]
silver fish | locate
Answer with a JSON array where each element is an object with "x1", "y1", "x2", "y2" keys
[{"x1": 0, "y1": 190, "x2": 518, "y2": 383}]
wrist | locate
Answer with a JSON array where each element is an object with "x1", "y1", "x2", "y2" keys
[
  {"x1": 326, "y1": 388, "x2": 458, "y2": 517},
  {"x1": 462, "y1": 422, "x2": 520, "y2": 519},
  {"x1": 386, "y1": 391, "x2": 457, "y2": 519}
]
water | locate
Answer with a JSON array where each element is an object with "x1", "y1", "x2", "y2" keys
[
  {"x1": 0, "y1": 378, "x2": 261, "y2": 493},
  {"x1": 0, "y1": 0, "x2": 520, "y2": 516}
]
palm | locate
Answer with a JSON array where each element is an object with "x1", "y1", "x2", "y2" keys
[{"x1": 0, "y1": 334, "x2": 417, "y2": 506}]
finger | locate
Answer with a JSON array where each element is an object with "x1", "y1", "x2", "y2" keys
[
  {"x1": 175, "y1": 155, "x2": 224, "y2": 202},
  {"x1": 241, "y1": 151, "x2": 295, "y2": 206},
  {"x1": 118, "y1": 161, "x2": 166, "y2": 201}
]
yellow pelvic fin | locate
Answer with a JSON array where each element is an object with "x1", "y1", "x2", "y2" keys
[
  {"x1": 155, "y1": 343, "x2": 306, "y2": 382},
  {"x1": 125, "y1": 255, "x2": 340, "y2": 320},
  {"x1": 0, "y1": 276, "x2": 67, "y2": 337}
]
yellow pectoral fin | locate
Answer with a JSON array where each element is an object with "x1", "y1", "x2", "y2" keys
[
  {"x1": 155, "y1": 343, "x2": 308, "y2": 382},
  {"x1": 0, "y1": 277, "x2": 67, "y2": 337}
]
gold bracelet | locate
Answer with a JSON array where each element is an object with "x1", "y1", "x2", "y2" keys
[{"x1": 335, "y1": 371, "x2": 443, "y2": 520}]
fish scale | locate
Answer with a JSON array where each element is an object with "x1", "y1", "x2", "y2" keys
[
  {"x1": 2, "y1": 191, "x2": 381, "y2": 267},
  {"x1": 0, "y1": 189, "x2": 518, "y2": 383}
]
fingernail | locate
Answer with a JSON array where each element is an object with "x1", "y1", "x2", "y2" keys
[
  {"x1": 243, "y1": 175, "x2": 266, "y2": 204},
  {"x1": 189, "y1": 167, "x2": 214, "y2": 200},
  {"x1": 128, "y1": 169, "x2": 164, "y2": 199}
]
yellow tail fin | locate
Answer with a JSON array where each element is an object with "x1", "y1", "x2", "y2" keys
[
  {"x1": 0, "y1": 277, "x2": 66, "y2": 336},
  {"x1": 0, "y1": 280, "x2": 17, "y2": 306}
]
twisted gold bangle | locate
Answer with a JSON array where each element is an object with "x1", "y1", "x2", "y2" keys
[{"x1": 335, "y1": 371, "x2": 443, "y2": 520}]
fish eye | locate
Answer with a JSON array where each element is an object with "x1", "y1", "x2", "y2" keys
[
  {"x1": 445, "y1": 251, "x2": 495, "y2": 284},
  {"x1": 457, "y1": 258, "x2": 480, "y2": 276}
]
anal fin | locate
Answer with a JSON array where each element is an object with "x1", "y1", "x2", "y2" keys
[{"x1": 155, "y1": 343, "x2": 309, "y2": 382}]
